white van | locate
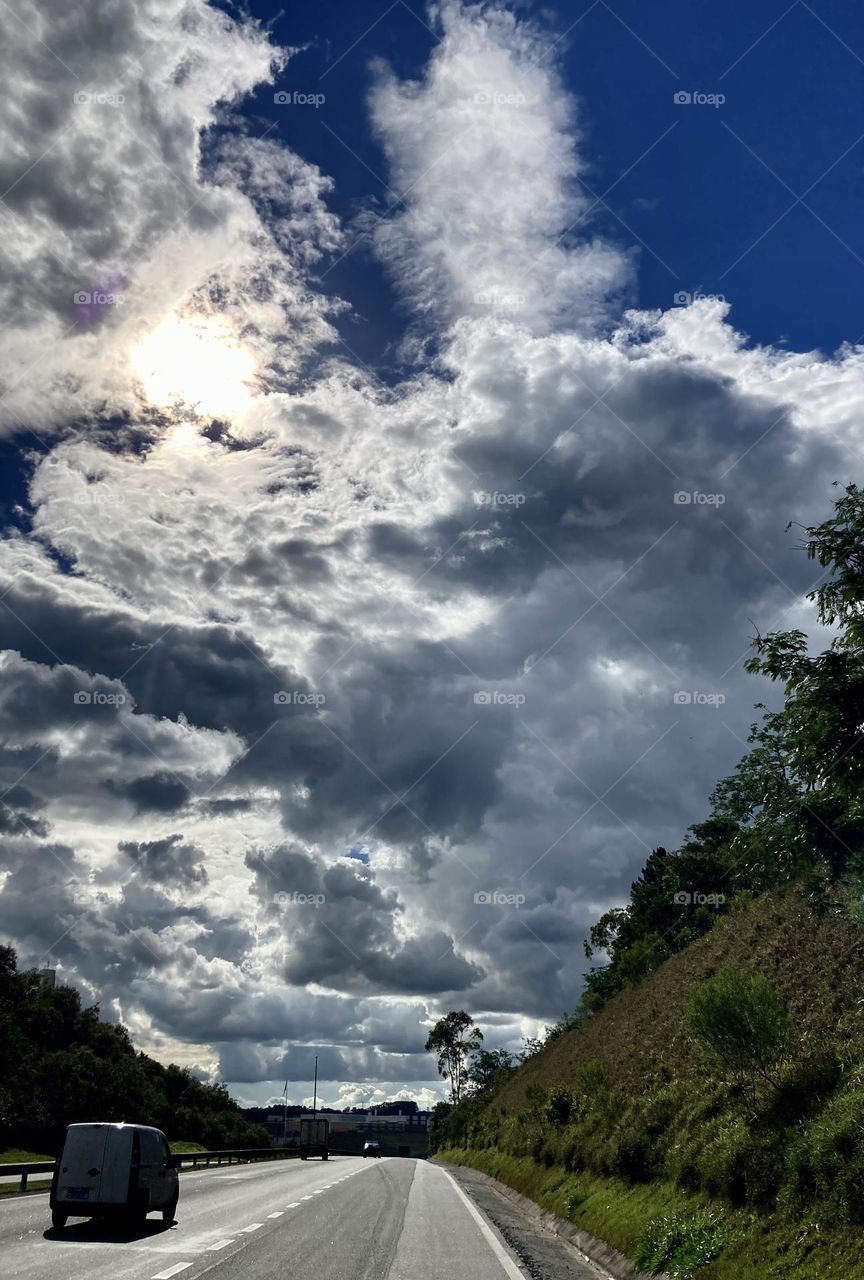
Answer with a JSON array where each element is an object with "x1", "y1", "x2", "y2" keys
[{"x1": 50, "y1": 1122, "x2": 179, "y2": 1229}]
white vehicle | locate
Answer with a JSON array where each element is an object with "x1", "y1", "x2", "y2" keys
[{"x1": 50, "y1": 1122, "x2": 179, "y2": 1229}]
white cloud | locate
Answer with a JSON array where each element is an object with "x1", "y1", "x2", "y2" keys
[{"x1": 368, "y1": 0, "x2": 633, "y2": 333}]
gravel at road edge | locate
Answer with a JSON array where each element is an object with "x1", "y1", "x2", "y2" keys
[{"x1": 441, "y1": 1163, "x2": 659, "y2": 1280}]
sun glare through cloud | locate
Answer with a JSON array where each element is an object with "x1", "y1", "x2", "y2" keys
[{"x1": 130, "y1": 314, "x2": 258, "y2": 418}]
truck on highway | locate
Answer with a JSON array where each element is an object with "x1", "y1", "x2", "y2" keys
[
  {"x1": 299, "y1": 1117, "x2": 329, "y2": 1160},
  {"x1": 50, "y1": 1122, "x2": 179, "y2": 1229}
]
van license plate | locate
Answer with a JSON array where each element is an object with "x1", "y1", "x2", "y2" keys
[{"x1": 64, "y1": 1187, "x2": 91, "y2": 1200}]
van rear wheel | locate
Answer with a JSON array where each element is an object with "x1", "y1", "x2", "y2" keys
[{"x1": 51, "y1": 1210, "x2": 68, "y2": 1230}]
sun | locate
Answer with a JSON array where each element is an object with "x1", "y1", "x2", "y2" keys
[{"x1": 130, "y1": 314, "x2": 258, "y2": 418}]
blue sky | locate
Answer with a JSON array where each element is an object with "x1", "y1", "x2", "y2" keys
[{"x1": 240, "y1": 0, "x2": 864, "y2": 365}]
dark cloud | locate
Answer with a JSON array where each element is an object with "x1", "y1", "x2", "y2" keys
[
  {"x1": 109, "y1": 774, "x2": 192, "y2": 815},
  {"x1": 246, "y1": 844, "x2": 484, "y2": 996},
  {"x1": 0, "y1": 579, "x2": 311, "y2": 736},
  {"x1": 119, "y1": 833, "x2": 208, "y2": 885}
]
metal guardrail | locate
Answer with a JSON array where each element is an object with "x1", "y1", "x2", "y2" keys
[
  {"x1": 1, "y1": 1161, "x2": 55, "y2": 1192},
  {"x1": 1, "y1": 1146, "x2": 297, "y2": 1193},
  {"x1": 172, "y1": 1147, "x2": 297, "y2": 1171}
]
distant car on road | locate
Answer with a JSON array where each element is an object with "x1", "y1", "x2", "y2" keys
[
  {"x1": 363, "y1": 1141, "x2": 381, "y2": 1158},
  {"x1": 50, "y1": 1122, "x2": 179, "y2": 1230}
]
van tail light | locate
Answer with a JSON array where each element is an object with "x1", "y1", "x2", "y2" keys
[{"x1": 131, "y1": 1133, "x2": 141, "y2": 1167}]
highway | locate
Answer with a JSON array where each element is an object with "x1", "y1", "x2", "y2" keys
[{"x1": 0, "y1": 1156, "x2": 529, "y2": 1280}]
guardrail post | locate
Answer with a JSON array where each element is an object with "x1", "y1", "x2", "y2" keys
[{"x1": 20, "y1": 1172, "x2": 28, "y2": 1192}]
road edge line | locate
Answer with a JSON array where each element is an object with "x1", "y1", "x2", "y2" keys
[{"x1": 437, "y1": 1166, "x2": 529, "y2": 1280}]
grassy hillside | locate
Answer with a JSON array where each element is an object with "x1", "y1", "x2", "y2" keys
[
  {"x1": 495, "y1": 887, "x2": 864, "y2": 1110},
  {"x1": 433, "y1": 886, "x2": 864, "y2": 1278}
]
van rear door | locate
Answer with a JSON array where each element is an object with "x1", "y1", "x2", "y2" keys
[
  {"x1": 57, "y1": 1125, "x2": 109, "y2": 1208},
  {"x1": 100, "y1": 1125, "x2": 135, "y2": 1204}
]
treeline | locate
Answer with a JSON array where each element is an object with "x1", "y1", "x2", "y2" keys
[{"x1": 0, "y1": 947, "x2": 268, "y2": 1151}]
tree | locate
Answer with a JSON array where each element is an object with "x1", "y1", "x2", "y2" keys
[
  {"x1": 0, "y1": 947, "x2": 268, "y2": 1150},
  {"x1": 518, "y1": 1036, "x2": 544, "y2": 1062},
  {"x1": 466, "y1": 1047, "x2": 515, "y2": 1094},
  {"x1": 686, "y1": 967, "x2": 791, "y2": 1098},
  {"x1": 425, "y1": 1011, "x2": 483, "y2": 1104}
]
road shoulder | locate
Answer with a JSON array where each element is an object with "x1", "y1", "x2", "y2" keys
[{"x1": 439, "y1": 1162, "x2": 654, "y2": 1280}]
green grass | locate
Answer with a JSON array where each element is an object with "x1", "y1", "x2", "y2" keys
[
  {"x1": 167, "y1": 1141, "x2": 207, "y2": 1153},
  {"x1": 0, "y1": 1180, "x2": 52, "y2": 1198},
  {"x1": 0, "y1": 1150, "x2": 54, "y2": 1200},
  {"x1": 436, "y1": 1148, "x2": 864, "y2": 1280}
]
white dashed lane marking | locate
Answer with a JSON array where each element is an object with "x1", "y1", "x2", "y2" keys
[
  {"x1": 206, "y1": 1240, "x2": 234, "y2": 1251},
  {"x1": 152, "y1": 1265, "x2": 193, "y2": 1280},
  {"x1": 267, "y1": 1211, "x2": 283, "y2": 1218},
  {"x1": 240, "y1": 1223, "x2": 264, "y2": 1232}
]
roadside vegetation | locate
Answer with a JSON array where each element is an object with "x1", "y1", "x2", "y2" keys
[
  {"x1": 431, "y1": 485, "x2": 864, "y2": 1278},
  {"x1": 0, "y1": 948, "x2": 269, "y2": 1153}
]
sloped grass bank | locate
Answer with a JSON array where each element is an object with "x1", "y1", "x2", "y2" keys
[{"x1": 436, "y1": 1148, "x2": 864, "y2": 1280}]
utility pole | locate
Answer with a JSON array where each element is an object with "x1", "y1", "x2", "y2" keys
[
  {"x1": 282, "y1": 1078, "x2": 288, "y2": 1146},
  {"x1": 312, "y1": 1054, "x2": 318, "y2": 1121}
]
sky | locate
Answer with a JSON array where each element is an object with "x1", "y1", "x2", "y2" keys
[{"x1": 0, "y1": 0, "x2": 862, "y2": 1109}]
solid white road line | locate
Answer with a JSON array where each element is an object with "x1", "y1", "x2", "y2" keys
[
  {"x1": 440, "y1": 1170, "x2": 528, "y2": 1280},
  {"x1": 152, "y1": 1266, "x2": 193, "y2": 1280}
]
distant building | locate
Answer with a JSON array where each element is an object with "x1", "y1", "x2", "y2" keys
[
  {"x1": 302, "y1": 1108, "x2": 430, "y2": 1132},
  {"x1": 37, "y1": 968, "x2": 56, "y2": 988}
]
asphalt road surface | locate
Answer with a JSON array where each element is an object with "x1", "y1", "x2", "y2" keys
[{"x1": 0, "y1": 1156, "x2": 531, "y2": 1280}]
